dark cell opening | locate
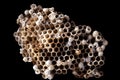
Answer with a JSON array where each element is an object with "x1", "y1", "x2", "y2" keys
[
  {"x1": 47, "y1": 52, "x2": 51, "y2": 56},
  {"x1": 67, "y1": 51, "x2": 71, "y2": 55},
  {"x1": 50, "y1": 57, "x2": 54, "y2": 60},
  {"x1": 72, "y1": 60, "x2": 76, "y2": 64},
  {"x1": 44, "y1": 57, "x2": 49, "y2": 61},
  {"x1": 72, "y1": 31, "x2": 76, "y2": 35},
  {"x1": 79, "y1": 36, "x2": 83, "y2": 40},
  {"x1": 79, "y1": 54, "x2": 83, "y2": 58},
  {"x1": 91, "y1": 38, "x2": 95, "y2": 44},
  {"x1": 64, "y1": 37, "x2": 68, "y2": 42},
  {"x1": 52, "y1": 52, "x2": 56, "y2": 56},
  {"x1": 48, "y1": 39, "x2": 52, "y2": 43},
  {"x1": 94, "y1": 52, "x2": 98, "y2": 56},
  {"x1": 84, "y1": 44, "x2": 88, "y2": 49},
  {"x1": 54, "y1": 29, "x2": 58, "y2": 33},
  {"x1": 98, "y1": 41, "x2": 103, "y2": 46},
  {"x1": 57, "y1": 43, "x2": 61, "y2": 47},
  {"x1": 65, "y1": 65, "x2": 69, "y2": 69},
  {"x1": 54, "y1": 38, "x2": 58, "y2": 43},
  {"x1": 59, "y1": 38, "x2": 63, "y2": 43},
  {"x1": 54, "y1": 65, "x2": 58, "y2": 70},
  {"x1": 60, "y1": 47, "x2": 63, "y2": 51},
  {"x1": 84, "y1": 53, "x2": 88, "y2": 58},
  {"x1": 42, "y1": 53, "x2": 46, "y2": 56},
  {"x1": 90, "y1": 66, "x2": 95, "y2": 70},
  {"x1": 96, "y1": 56, "x2": 101, "y2": 61},
  {"x1": 77, "y1": 59, "x2": 80, "y2": 63},
  {"x1": 65, "y1": 56, "x2": 69, "y2": 60},
  {"x1": 91, "y1": 57, "x2": 95, "y2": 61},
  {"x1": 38, "y1": 65, "x2": 43, "y2": 69},
  {"x1": 82, "y1": 30, "x2": 85, "y2": 33},
  {"x1": 57, "y1": 52, "x2": 61, "y2": 56},
  {"x1": 94, "y1": 61, "x2": 98, "y2": 65},
  {"x1": 62, "y1": 52, "x2": 66, "y2": 56},
  {"x1": 79, "y1": 45, "x2": 83, "y2": 49},
  {"x1": 54, "y1": 47, "x2": 58, "y2": 52},
  {"x1": 39, "y1": 57, "x2": 43, "y2": 61},
  {"x1": 75, "y1": 36, "x2": 78, "y2": 39},
  {"x1": 64, "y1": 47, "x2": 68, "y2": 51},
  {"x1": 74, "y1": 45, "x2": 77, "y2": 49},
  {"x1": 71, "y1": 50, "x2": 75, "y2": 54},
  {"x1": 52, "y1": 61, "x2": 56, "y2": 65},
  {"x1": 60, "y1": 56, "x2": 63, "y2": 60},
  {"x1": 85, "y1": 48, "x2": 90, "y2": 53},
  {"x1": 59, "y1": 65, "x2": 64, "y2": 69},
  {"x1": 49, "y1": 48, "x2": 52, "y2": 52},
  {"x1": 67, "y1": 33, "x2": 70, "y2": 36},
  {"x1": 64, "y1": 29, "x2": 67, "y2": 32},
  {"x1": 51, "y1": 43, "x2": 55, "y2": 48},
  {"x1": 77, "y1": 41, "x2": 80, "y2": 44},
  {"x1": 55, "y1": 57, "x2": 58, "y2": 60},
  {"x1": 43, "y1": 48, "x2": 48, "y2": 52}
]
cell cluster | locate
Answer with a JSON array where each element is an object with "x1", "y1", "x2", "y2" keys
[{"x1": 14, "y1": 4, "x2": 108, "y2": 80}]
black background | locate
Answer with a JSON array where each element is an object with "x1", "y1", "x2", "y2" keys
[{"x1": 3, "y1": 0, "x2": 117, "y2": 80}]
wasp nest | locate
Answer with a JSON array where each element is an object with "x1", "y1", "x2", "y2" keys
[{"x1": 14, "y1": 4, "x2": 108, "y2": 80}]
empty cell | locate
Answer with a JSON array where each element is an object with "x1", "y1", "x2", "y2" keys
[
  {"x1": 83, "y1": 53, "x2": 88, "y2": 58},
  {"x1": 57, "y1": 52, "x2": 61, "y2": 56},
  {"x1": 57, "y1": 43, "x2": 61, "y2": 47},
  {"x1": 55, "y1": 57, "x2": 58, "y2": 60},
  {"x1": 79, "y1": 45, "x2": 83, "y2": 50},
  {"x1": 67, "y1": 32, "x2": 70, "y2": 36},
  {"x1": 62, "y1": 69, "x2": 67, "y2": 74},
  {"x1": 71, "y1": 31, "x2": 76, "y2": 35},
  {"x1": 85, "y1": 48, "x2": 90, "y2": 53},
  {"x1": 46, "y1": 44, "x2": 50, "y2": 47},
  {"x1": 52, "y1": 61, "x2": 56, "y2": 65},
  {"x1": 44, "y1": 57, "x2": 49, "y2": 61},
  {"x1": 54, "y1": 38, "x2": 58, "y2": 43},
  {"x1": 42, "y1": 52, "x2": 46, "y2": 56},
  {"x1": 54, "y1": 47, "x2": 59, "y2": 52},
  {"x1": 64, "y1": 37, "x2": 68, "y2": 42},
  {"x1": 59, "y1": 38, "x2": 63, "y2": 43},
  {"x1": 91, "y1": 57, "x2": 95, "y2": 61},
  {"x1": 63, "y1": 28, "x2": 67, "y2": 32},
  {"x1": 48, "y1": 38, "x2": 53, "y2": 43},
  {"x1": 93, "y1": 61, "x2": 98, "y2": 66},
  {"x1": 64, "y1": 22, "x2": 70, "y2": 27},
  {"x1": 47, "y1": 52, "x2": 51, "y2": 56},
  {"x1": 52, "y1": 52, "x2": 56, "y2": 56},
  {"x1": 50, "y1": 57, "x2": 54, "y2": 60},
  {"x1": 38, "y1": 65, "x2": 43, "y2": 69},
  {"x1": 56, "y1": 70, "x2": 62, "y2": 74},
  {"x1": 71, "y1": 50, "x2": 75, "y2": 55},
  {"x1": 49, "y1": 48, "x2": 53, "y2": 52},
  {"x1": 94, "y1": 52, "x2": 98, "y2": 57},
  {"x1": 65, "y1": 56, "x2": 69, "y2": 60},
  {"x1": 67, "y1": 51, "x2": 71, "y2": 55},
  {"x1": 77, "y1": 41, "x2": 80, "y2": 44},
  {"x1": 39, "y1": 57, "x2": 43, "y2": 61},
  {"x1": 51, "y1": 43, "x2": 56, "y2": 48},
  {"x1": 53, "y1": 29, "x2": 58, "y2": 33},
  {"x1": 64, "y1": 47, "x2": 68, "y2": 51},
  {"x1": 96, "y1": 56, "x2": 101, "y2": 61},
  {"x1": 45, "y1": 34, "x2": 49, "y2": 38},
  {"x1": 60, "y1": 56, "x2": 64, "y2": 60},
  {"x1": 59, "y1": 65, "x2": 64, "y2": 69},
  {"x1": 98, "y1": 60, "x2": 104, "y2": 66},
  {"x1": 70, "y1": 55, "x2": 73, "y2": 59},
  {"x1": 43, "y1": 48, "x2": 48, "y2": 52},
  {"x1": 65, "y1": 65, "x2": 69, "y2": 69}
]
